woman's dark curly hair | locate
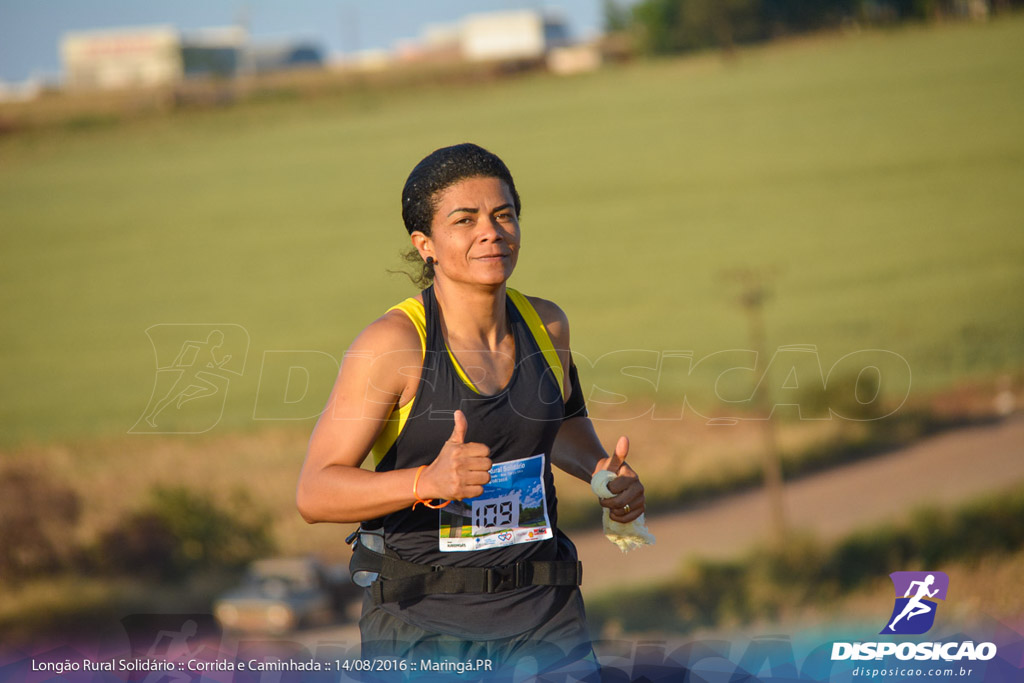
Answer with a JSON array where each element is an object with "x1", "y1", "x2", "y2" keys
[{"x1": 399, "y1": 143, "x2": 521, "y2": 287}]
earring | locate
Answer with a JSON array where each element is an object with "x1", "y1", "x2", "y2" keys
[{"x1": 426, "y1": 257, "x2": 436, "y2": 267}]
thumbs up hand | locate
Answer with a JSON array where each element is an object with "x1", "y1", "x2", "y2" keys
[
  {"x1": 593, "y1": 436, "x2": 646, "y2": 523},
  {"x1": 448, "y1": 408, "x2": 469, "y2": 444},
  {"x1": 591, "y1": 435, "x2": 654, "y2": 552},
  {"x1": 417, "y1": 410, "x2": 492, "y2": 501}
]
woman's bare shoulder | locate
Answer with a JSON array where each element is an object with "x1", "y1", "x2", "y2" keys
[
  {"x1": 349, "y1": 296, "x2": 425, "y2": 359},
  {"x1": 524, "y1": 294, "x2": 569, "y2": 349}
]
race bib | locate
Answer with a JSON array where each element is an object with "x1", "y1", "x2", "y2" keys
[{"x1": 438, "y1": 454, "x2": 553, "y2": 552}]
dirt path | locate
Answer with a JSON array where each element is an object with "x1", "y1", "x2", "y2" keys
[{"x1": 574, "y1": 414, "x2": 1024, "y2": 599}]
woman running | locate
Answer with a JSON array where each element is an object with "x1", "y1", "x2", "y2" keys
[{"x1": 297, "y1": 143, "x2": 646, "y2": 676}]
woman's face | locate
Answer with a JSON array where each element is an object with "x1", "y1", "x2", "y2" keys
[{"x1": 417, "y1": 175, "x2": 520, "y2": 287}]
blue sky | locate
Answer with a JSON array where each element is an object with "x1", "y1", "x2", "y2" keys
[{"x1": 0, "y1": 0, "x2": 620, "y2": 83}]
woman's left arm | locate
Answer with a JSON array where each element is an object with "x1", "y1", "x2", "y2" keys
[{"x1": 529, "y1": 296, "x2": 646, "y2": 524}]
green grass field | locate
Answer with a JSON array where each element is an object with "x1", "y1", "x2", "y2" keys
[{"x1": 1, "y1": 16, "x2": 1022, "y2": 446}]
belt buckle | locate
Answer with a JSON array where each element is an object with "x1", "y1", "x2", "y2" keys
[{"x1": 486, "y1": 564, "x2": 519, "y2": 592}]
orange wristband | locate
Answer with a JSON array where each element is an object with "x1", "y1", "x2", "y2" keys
[{"x1": 412, "y1": 465, "x2": 450, "y2": 510}]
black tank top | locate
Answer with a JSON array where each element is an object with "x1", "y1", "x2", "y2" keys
[{"x1": 370, "y1": 285, "x2": 573, "y2": 639}]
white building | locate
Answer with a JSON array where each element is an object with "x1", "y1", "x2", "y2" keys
[
  {"x1": 61, "y1": 25, "x2": 322, "y2": 91},
  {"x1": 459, "y1": 10, "x2": 570, "y2": 62},
  {"x1": 61, "y1": 26, "x2": 183, "y2": 90}
]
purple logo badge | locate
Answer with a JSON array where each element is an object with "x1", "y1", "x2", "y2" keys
[{"x1": 880, "y1": 571, "x2": 949, "y2": 635}]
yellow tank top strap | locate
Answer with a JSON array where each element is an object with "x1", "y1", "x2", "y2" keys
[
  {"x1": 370, "y1": 297, "x2": 424, "y2": 466},
  {"x1": 387, "y1": 297, "x2": 426, "y2": 359},
  {"x1": 370, "y1": 399, "x2": 414, "y2": 467},
  {"x1": 506, "y1": 287, "x2": 566, "y2": 401}
]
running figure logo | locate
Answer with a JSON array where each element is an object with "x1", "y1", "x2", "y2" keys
[
  {"x1": 881, "y1": 571, "x2": 949, "y2": 635},
  {"x1": 131, "y1": 324, "x2": 249, "y2": 434}
]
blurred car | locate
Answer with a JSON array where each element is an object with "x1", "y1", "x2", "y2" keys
[{"x1": 212, "y1": 556, "x2": 358, "y2": 634}]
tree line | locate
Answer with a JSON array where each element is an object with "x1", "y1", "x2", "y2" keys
[{"x1": 604, "y1": 0, "x2": 1021, "y2": 55}]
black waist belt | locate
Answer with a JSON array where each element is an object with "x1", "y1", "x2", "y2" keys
[{"x1": 351, "y1": 535, "x2": 583, "y2": 605}]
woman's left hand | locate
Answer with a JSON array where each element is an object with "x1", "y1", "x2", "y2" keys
[{"x1": 594, "y1": 436, "x2": 646, "y2": 523}]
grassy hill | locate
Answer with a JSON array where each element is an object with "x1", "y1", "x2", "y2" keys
[{"x1": 1, "y1": 16, "x2": 1022, "y2": 446}]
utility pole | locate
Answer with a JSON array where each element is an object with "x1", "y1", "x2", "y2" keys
[
  {"x1": 341, "y1": 2, "x2": 360, "y2": 57},
  {"x1": 235, "y1": 3, "x2": 253, "y2": 78},
  {"x1": 724, "y1": 267, "x2": 787, "y2": 547}
]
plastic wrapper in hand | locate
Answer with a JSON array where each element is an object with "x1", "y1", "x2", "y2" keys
[{"x1": 590, "y1": 470, "x2": 656, "y2": 552}]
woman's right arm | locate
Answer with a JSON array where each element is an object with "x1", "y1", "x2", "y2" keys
[{"x1": 296, "y1": 311, "x2": 491, "y2": 523}]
